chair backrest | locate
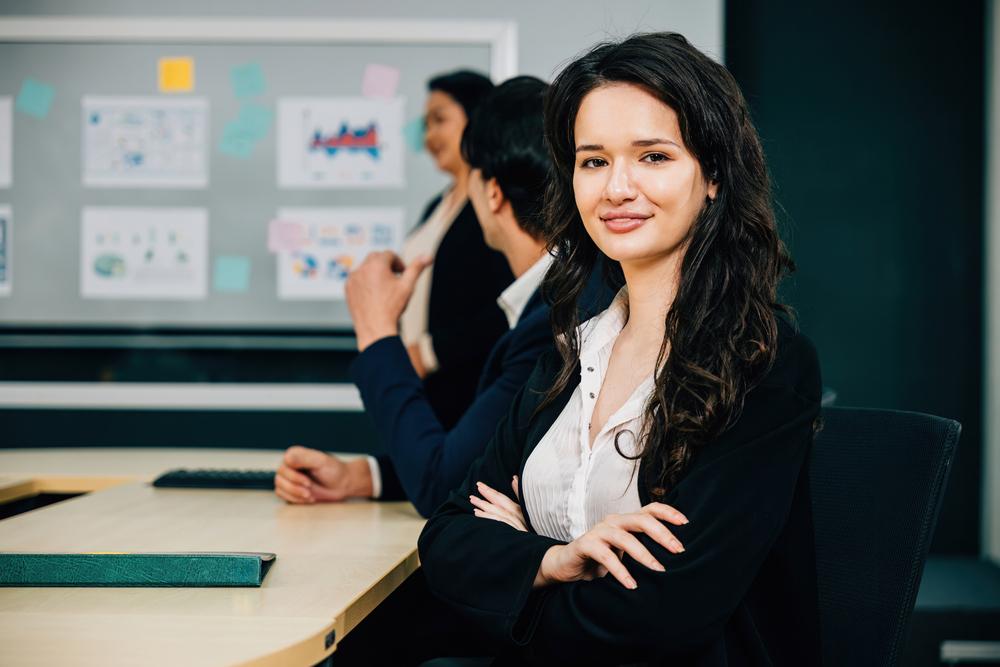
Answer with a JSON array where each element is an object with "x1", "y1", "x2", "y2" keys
[{"x1": 810, "y1": 406, "x2": 960, "y2": 667}]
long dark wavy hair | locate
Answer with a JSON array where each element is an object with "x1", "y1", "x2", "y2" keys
[{"x1": 541, "y1": 32, "x2": 794, "y2": 496}]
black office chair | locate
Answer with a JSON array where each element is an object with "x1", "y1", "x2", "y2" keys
[{"x1": 810, "y1": 406, "x2": 960, "y2": 667}]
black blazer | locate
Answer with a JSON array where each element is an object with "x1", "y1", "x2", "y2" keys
[
  {"x1": 418, "y1": 317, "x2": 823, "y2": 666},
  {"x1": 351, "y1": 290, "x2": 552, "y2": 517},
  {"x1": 416, "y1": 194, "x2": 512, "y2": 430}
]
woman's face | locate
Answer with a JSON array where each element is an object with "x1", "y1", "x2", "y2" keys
[
  {"x1": 423, "y1": 90, "x2": 469, "y2": 177},
  {"x1": 572, "y1": 83, "x2": 717, "y2": 269}
]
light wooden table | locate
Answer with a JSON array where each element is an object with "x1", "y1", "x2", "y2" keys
[{"x1": 0, "y1": 448, "x2": 425, "y2": 667}]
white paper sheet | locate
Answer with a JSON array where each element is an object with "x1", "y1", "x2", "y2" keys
[
  {"x1": 0, "y1": 98, "x2": 11, "y2": 188},
  {"x1": 277, "y1": 97, "x2": 405, "y2": 189},
  {"x1": 0, "y1": 205, "x2": 11, "y2": 296},
  {"x1": 82, "y1": 96, "x2": 209, "y2": 188},
  {"x1": 80, "y1": 207, "x2": 208, "y2": 300},
  {"x1": 276, "y1": 207, "x2": 405, "y2": 300}
]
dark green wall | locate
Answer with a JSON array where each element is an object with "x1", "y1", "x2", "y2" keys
[{"x1": 726, "y1": 0, "x2": 985, "y2": 553}]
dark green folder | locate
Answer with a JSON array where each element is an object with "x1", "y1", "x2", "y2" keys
[{"x1": 0, "y1": 551, "x2": 276, "y2": 587}]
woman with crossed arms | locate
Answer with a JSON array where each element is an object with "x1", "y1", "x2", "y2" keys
[{"x1": 418, "y1": 32, "x2": 823, "y2": 666}]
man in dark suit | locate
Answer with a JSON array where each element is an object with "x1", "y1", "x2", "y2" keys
[{"x1": 274, "y1": 76, "x2": 558, "y2": 517}]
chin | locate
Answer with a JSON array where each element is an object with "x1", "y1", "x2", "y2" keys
[
  {"x1": 589, "y1": 227, "x2": 649, "y2": 260},
  {"x1": 587, "y1": 218, "x2": 688, "y2": 267},
  {"x1": 595, "y1": 236, "x2": 686, "y2": 269}
]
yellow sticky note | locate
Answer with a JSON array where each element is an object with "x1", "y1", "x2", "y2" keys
[{"x1": 158, "y1": 57, "x2": 194, "y2": 93}]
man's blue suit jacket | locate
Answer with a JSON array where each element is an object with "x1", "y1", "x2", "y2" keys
[{"x1": 351, "y1": 290, "x2": 552, "y2": 518}]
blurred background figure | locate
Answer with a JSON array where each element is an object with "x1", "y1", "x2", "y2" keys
[{"x1": 397, "y1": 70, "x2": 513, "y2": 429}]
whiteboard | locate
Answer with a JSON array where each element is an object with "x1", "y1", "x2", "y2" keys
[{"x1": 0, "y1": 18, "x2": 513, "y2": 331}]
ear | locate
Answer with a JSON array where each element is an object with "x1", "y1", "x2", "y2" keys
[
  {"x1": 705, "y1": 164, "x2": 720, "y2": 201},
  {"x1": 707, "y1": 178, "x2": 719, "y2": 201},
  {"x1": 486, "y1": 177, "x2": 505, "y2": 215}
]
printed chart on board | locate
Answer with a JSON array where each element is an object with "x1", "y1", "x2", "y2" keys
[
  {"x1": 0, "y1": 97, "x2": 10, "y2": 189},
  {"x1": 277, "y1": 97, "x2": 405, "y2": 189},
  {"x1": 275, "y1": 206, "x2": 404, "y2": 300},
  {"x1": 80, "y1": 206, "x2": 208, "y2": 300},
  {"x1": 82, "y1": 96, "x2": 209, "y2": 188},
  {"x1": 0, "y1": 205, "x2": 10, "y2": 297}
]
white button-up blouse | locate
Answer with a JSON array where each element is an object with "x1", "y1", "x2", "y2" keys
[{"x1": 521, "y1": 289, "x2": 652, "y2": 541}]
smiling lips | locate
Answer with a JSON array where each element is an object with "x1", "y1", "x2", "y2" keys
[{"x1": 600, "y1": 211, "x2": 652, "y2": 233}]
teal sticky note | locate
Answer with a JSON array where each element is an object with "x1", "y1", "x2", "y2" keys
[
  {"x1": 403, "y1": 116, "x2": 425, "y2": 152},
  {"x1": 219, "y1": 121, "x2": 255, "y2": 158},
  {"x1": 213, "y1": 255, "x2": 251, "y2": 292},
  {"x1": 15, "y1": 78, "x2": 55, "y2": 118},
  {"x1": 231, "y1": 63, "x2": 266, "y2": 99},
  {"x1": 237, "y1": 103, "x2": 273, "y2": 140}
]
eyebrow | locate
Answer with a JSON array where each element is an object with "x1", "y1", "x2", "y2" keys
[{"x1": 575, "y1": 138, "x2": 680, "y2": 152}]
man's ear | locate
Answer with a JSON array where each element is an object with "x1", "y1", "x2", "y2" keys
[
  {"x1": 706, "y1": 166, "x2": 720, "y2": 201},
  {"x1": 486, "y1": 177, "x2": 505, "y2": 214},
  {"x1": 707, "y1": 179, "x2": 719, "y2": 201}
]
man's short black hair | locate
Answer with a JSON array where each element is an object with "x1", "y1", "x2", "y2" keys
[
  {"x1": 461, "y1": 76, "x2": 551, "y2": 240},
  {"x1": 427, "y1": 70, "x2": 494, "y2": 119}
]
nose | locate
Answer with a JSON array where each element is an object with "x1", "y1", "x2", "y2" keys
[{"x1": 604, "y1": 160, "x2": 637, "y2": 205}]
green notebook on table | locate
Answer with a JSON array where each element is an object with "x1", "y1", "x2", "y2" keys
[{"x1": 0, "y1": 551, "x2": 276, "y2": 587}]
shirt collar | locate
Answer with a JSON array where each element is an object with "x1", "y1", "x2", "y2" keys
[
  {"x1": 497, "y1": 253, "x2": 554, "y2": 329},
  {"x1": 577, "y1": 286, "x2": 630, "y2": 354}
]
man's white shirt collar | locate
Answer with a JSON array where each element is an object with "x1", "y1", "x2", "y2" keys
[{"x1": 497, "y1": 253, "x2": 554, "y2": 329}]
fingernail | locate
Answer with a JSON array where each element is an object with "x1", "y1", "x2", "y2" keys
[
  {"x1": 671, "y1": 540, "x2": 685, "y2": 552},
  {"x1": 627, "y1": 578, "x2": 638, "y2": 590},
  {"x1": 652, "y1": 562, "x2": 665, "y2": 572}
]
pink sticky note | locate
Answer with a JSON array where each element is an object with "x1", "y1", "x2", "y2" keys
[
  {"x1": 362, "y1": 64, "x2": 401, "y2": 99},
  {"x1": 267, "y1": 219, "x2": 307, "y2": 253}
]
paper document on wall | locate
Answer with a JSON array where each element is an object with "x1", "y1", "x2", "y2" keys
[
  {"x1": 277, "y1": 97, "x2": 405, "y2": 188},
  {"x1": 276, "y1": 207, "x2": 404, "y2": 300},
  {"x1": 0, "y1": 205, "x2": 11, "y2": 296},
  {"x1": 82, "y1": 96, "x2": 209, "y2": 188},
  {"x1": 0, "y1": 98, "x2": 11, "y2": 188},
  {"x1": 80, "y1": 207, "x2": 208, "y2": 300}
]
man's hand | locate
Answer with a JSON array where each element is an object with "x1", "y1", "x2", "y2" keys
[
  {"x1": 345, "y1": 251, "x2": 433, "y2": 352},
  {"x1": 274, "y1": 445, "x2": 374, "y2": 504}
]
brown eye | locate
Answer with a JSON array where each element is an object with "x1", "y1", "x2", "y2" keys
[
  {"x1": 642, "y1": 152, "x2": 669, "y2": 164},
  {"x1": 580, "y1": 157, "x2": 607, "y2": 168}
]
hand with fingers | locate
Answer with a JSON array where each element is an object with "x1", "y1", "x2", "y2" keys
[
  {"x1": 469, "y1": 476, "x2": 527, "y2": 532},
  {"x1": 344, "y1": 250, "x2": 433, "y2": 353},
  {"x1": 274, "y1": 445, "x2": 374, "y2": 504},
  {"x1": 533, "y1": 503, "x2": 689, "y2": 590}
]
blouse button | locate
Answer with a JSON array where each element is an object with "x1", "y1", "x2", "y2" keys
[
  {"x1": 587, "y1": 366, "x2": 594, "y2": 372},
  {"x1": 589, "y1": 392, "x2": 595, "y2": 399}
]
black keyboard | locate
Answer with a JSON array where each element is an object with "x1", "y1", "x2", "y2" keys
[{"x1": 152, "y1": 468, "x2": 276, "y2": 490}]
